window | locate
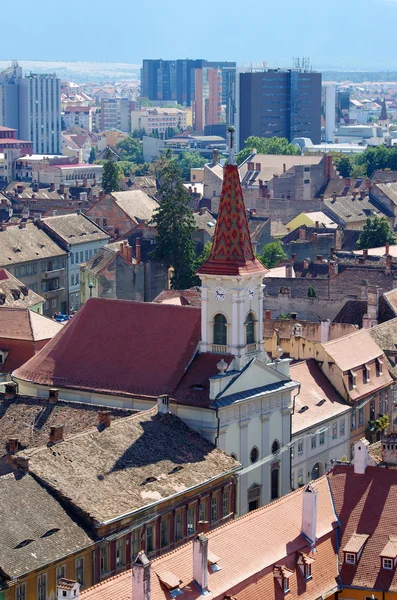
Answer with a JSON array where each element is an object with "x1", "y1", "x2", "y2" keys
[
  {"x1": 127, "y1": 529, "x2": 139, "y2": 562},
  {"x1": 319, "y1": 431, "x2": 325, "y2": 445},
  {"x1": 380, "y1": 391, "x2": 384, "y2": 415},
  {"x1": 213, "y1": 314, "x2": 227, "y2": 346},
  {"x1": 56, "y1": 565, "x2": 66, "y2": 582},
  {"x1": 71, "y1": 274, "x2": 75, "y2": 286},
  {"x1": 80, "y1": 251, "x2": 84, "y2": 262},
  {"x1": 298, "y1": 470, "x2": 304, "y2": 487},
  {"x1": 199, "y1": 500, "x2": 206, "y2": 522},
  {"x1": 85, "y1": 250, "x2": 89, "y2": 261},
  {"x1": 311, "y1": 435, "x2": 316, "y2": 449},
  {"x1": 352, "y1": 409, "x2": 356, "y2": 430},
  {"x1": 51, "y1": 298, "x2": 57, "y2": 309},
  {"x1": 187, "y1": 505, "x2": 196, "y2": 535},
  {"x1": 272, "y1": 440, "x2": 280, "y2": 454},
  {"x1": 246, "y1": 312, "x2": 255, "y2": 344},
  {"x1": 223, "y1": 488, "x2": 230, "y2": 517},
  {"x1": 340, "y1": 419, "x2": 345, "y2": 436},
  {"x1": 298, "y1": 439, "x2": 303, "y2": 455},
  {"x1": 116, "y1": 537, "x2": 125, "y2": 568},
  {"x1": 100, "y1": 545, "x2": 109, "y2": 574},
  {"x1": 75, "y1": 252, "x2": 79, "y2": 263},
  {"x1": 383, "y1": 558, "x2": 393, "y2": 570},
  {"x1": 37, "y1": 573, "x2": 47, "y2": 600},
  {"x1": 305, "y1": 564, "x2": 312, "y2": 579},
  {"x1": 71, "y1": 253, "x2": 74, "y2": 265},
  {"x1": 146, "y1": 524, "x2": 154, "y2": 553},
  {"x1": 385, "y1": 391, "x2": 389, "y2": 414},
  {"x1": 283, "y1": 577, "x2": 290, "y2": 593},
  {"x1": 160, "y1": 518, "x2": 169, "y2": 548},
  {"x1": 211, "y1": 495, "x2": 218, "y2": 522},
  {"x1": 76, "y1": 272, "x2": 79, "y2": 284},
  {"x1": 16, "y1": 583, "x2": 26, "y2": 600},
  {"x1": 75, "y1": 558, "x2": 84, "y2": 586},
  {"x1": 370, "y1": 400, "x2": 375, "y2": 421},
  {"x1": 345, "y1": 553, "x2": 356, "y2": 565},
  {"x1": 332, "y1": 423, "x2": 337, "y2": 440},
  {"x1": 250, "y1": 446, "x2": 259, "y2": 463},
  {"x1": 175, "y1": 512, "x2": 182, "y2": 541},
  {"x1": 359, "y1": 407, "x2": 364, "y2": 426}
]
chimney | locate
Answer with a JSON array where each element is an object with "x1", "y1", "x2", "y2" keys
[
  {"x1": 359, "y1": 190, "x2": 366, "y2": 200},
  {"x1": 352, "y1": 191, "x2": 358, "y2": 199},
  {"x1": 320, "y1": 319, "x2": 331, "y2": 343},
  {"x1": 265, "y1": 309, "x2": 272, "y2": 320},
  {"x1": 4, "y1": 382, "x2": 17, "y2": 400},
  {"x1": 193, "y1": 534, "x2": 209, "y2": 594},
  {"x1": 33, "y1": 183, "x2": 39, "y2": 192},
  {"x1": 299, "y1": 226, "x2": 306, "y2": 241},
  {"x1": 286, "y1": 264, "x2": 293, "y2": 277},
  {"x1": 83, "y1": 177, "x2": 88, "y2": 187},
  {"x1": 283, "y1": 163, "x2": 286, "y2": 173},
  {"x1": 290, "y1": 312, "x2": 297, "y2": 321},
  {"x1": 49, "y1": 388, "x2": 59, "y2": 403},
  {"x1": 199, "y1": 207, "x2": 207, "y2": 215},
  {"x1": 158, "y1": 394, "x2": 169, "y2": 415},
  {"x1": 385, "y1": 242, "x2": 390, "y2": 255},
  {"x1": 8, "y1": 438, "x2": 19, "y2": 454},
  {"x1": 344, "y1": 177, "x2": 351, "y2": 187},
  {"x1": 57, "y1": 580, "x2": 80, "y2": 600},
  {"x1": 301, "y1": 484, "x2": 318, "y2": 544},
  {"x1": 328, "y1": 260, "x2": 338, "y2": 280},
  {"x1": 14, "y1": 456, "x2": 29, "y2": 474},
  {"x1": 50, "y1": 182, "x2": 55, "y2": 192},
  {"x1": 365, "y1": 179, "x2": 372, "y2": 191},
  {"x1": 367, "y1": 285, "x2": 378, "y2": 321},
  {"x1": 198, "y1": 521, "x2": 210, "y2": 534},
  {"x1": 98, "y1": 411, "x2": 111, "y2": 428},
  {"x1": 335, "y1": 227, "x2": 342, "y2": 251},
  {"x1": 49, "y1": 425, "x2": 64, "y2": 444},
  {"x1": 353, "y1": 438, "x2": 369, "y2": 474},
  {"x1": 386, "y1": 254, "x2": 392, "y2": 274},
  {"x1": 315, "y1": 221, "x2": 320, "y2": 228},
  {"x1": 136, "y1": 238, "x2": 141, "y2": 264},
  {"x1": 212, "y1": 149, "x2": 219, "y2": 165},
  {"x1": 362, "y1": 313, "x2": 371, "y2": 329},
  {"x1": 303, "y1": 258, "x2": 310, "y2": 269},
  {"x1": 316, "y1": 255, "x2": 323, "y2": 263},
  {"x1": 363, "y1": 249, "x2": 368, "y2": 259},
  {"x1": 132, "y1": 552, "x2": 151, "y2": 600}
]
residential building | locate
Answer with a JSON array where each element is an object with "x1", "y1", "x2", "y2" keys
[
  {"x1": 32, "y1": 161, "x2": 103, "y2": 188},
  {"x1": 0, "y1": 223, "x2": 68, "y2": 316},
  {"x1": 237, "y1": 68, "x2": 322, "y2": 150},
  {"x1": 0, "y1": 61, "x2": 23, "y2": 133},
  {"x1": 141, "y1": 59, "x2": 236, "y2": 107},
  {"x1": 0, "y1": 307, "x2": 62, "y2": 381},
  {"x1": 80, "y1": 478, "x2": 339, "y2": 600},
  {"x1": 19, "y1": 73, "x2": 62, "y2": 154},
  {"x1": 14, "y1": 141, "x2": 300, "y2": 514},
  {"x1": 290, "y1": 359, "x2": 350, "y2": 488},
  {"x1": 0, "y1": 126, "x2": 33, "y2": 182},
  {"x1": 130, "y1": 107, "x2": 187, "y2": 136},
  {"x1": 322, "y1": 83, "x2": 336, "y2": 142},
  {"x1": 143, "y1": 133, "x2": 226, "y2": 162},
  {"x1": 323, "y1": 190, "x2": 394, "y2": 230},
  {"x1": 0, "y1": 268, "x2": 44, "y2": 312},
  {"x1": 63, "y1": 106, "x2": 93, "y2": 132},
  {"x1": 281, "y1": 225, "x2": 361, "y2": 260},
  {"x1": 194, "y1": 68, "x2": 222, "y2": 133},
  {"x1": 100, "y1": 98, "x2": 130, "y2": 132},
  {"x1": 38, "y1": 214, "x2": 110, "y2": 311},
  {"x1": 13, "y1": 402, "x2": 240, "y2": 581}
]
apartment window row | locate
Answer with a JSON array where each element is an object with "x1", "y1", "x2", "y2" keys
[
  {"x1": 14, "y1": 263, "x2": 37, "y2": 277},
  {"x1": 41, "y1": 257, "x2": 66, "y2": 272},
  {"x1": 16, "y1": 558, "x2": 85, "y2": 600}
]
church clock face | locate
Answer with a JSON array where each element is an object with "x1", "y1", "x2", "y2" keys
[
  {"x1": 214, "y1": 287, "x2": 226, "y2": 301},
  {"x1": 247, "y1": 286, "x2": 255, "y2": 300}
]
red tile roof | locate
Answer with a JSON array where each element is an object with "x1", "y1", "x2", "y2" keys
[
  {"x1": 14, "y1": 299, "x2": 202, "y2": 399},
  {"x1": 81, "y1": 476, "x2": 338, "y2": 600},
  {"x1": 197, "y1": 164, "x2": 268, "y2": 277},
  {"x1": 0, "y1": 308, "x2": 62, "y2": 342},
  {"x1": 328, "y1": 464, "x2": 397, "y2": 592}
]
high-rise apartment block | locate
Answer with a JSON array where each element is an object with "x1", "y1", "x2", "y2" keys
[
  {"x1": 194, "y1": 68, "x2": 222, "y2": 133},
  {"x1": 322, "y1": 83, "x2": 336, "y2": 142},
  {"x1": 233, "y1": 68, "x2": 322, "y2": 150},
  {"x1": 0, "y1": 61, "x2": 22, "y2": 134},
  {"x1": 100, "y1": 97, "x2": 130, "y2": 132},
  {"x1": 19, "y1": 74, "x2": 61, "y2": 154},
  {"x1": 141, "y1": 59, "x2": 236, "y2": 107}
]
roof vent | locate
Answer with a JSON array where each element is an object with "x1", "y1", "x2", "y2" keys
[
  {"x1": 168, "y1": 465, "x2": 183, "y2": 475},
  {"x1": 41, "y1": 528, "x2": 60, "y2": 538},
  {"x1": 299, "y1": 405, "x2": 309, "y2": 413},
  {"x1": 15, "y1": 539, "x2": 34, "y2": 549},
  {"x1": 316, "y1": 399, "x2": 326, "y2": 406},
  {"x1": 141, "y1": 476, "x2": 157, "y2": 486}
]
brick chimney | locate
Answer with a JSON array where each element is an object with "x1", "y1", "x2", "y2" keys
[
  {"x1": 265, "y1": 309, "x2": 272, "y2": 320},
  {"x1": 359, "y1": 190, "x2": 366, "y2": 200},
  {"x1": 316, "y1": 255, "x2": 323, "y2": 263},
  {"x1": 50, "y1": 182, "x2": 55, "y2": 192},
  {"x1": 385, "y1": 242, "x2": 390, "y2": 255},
  {"x1": 135, "y1": 238, "x2": 141, "y2": 264},
  {"x1": 365, "y1": 179, "x2": 372, "y2": 191},
  {"x1": 354, "y1": 438, "x2": 369, "y2": 474},
  {"x1": 49, "y1": 388, "x2": 59, "y2": 403},
  {"x1": 158, "y1": 394, "x2": 169, "y2": 415},
  {"x1": 132, "y1": 552, "x2": 151, "y2": 600},
  {"x1": 344, "y1": 177, "x2": 351, "y2": 187},
  {"x1": 334, "y1": 227, "x2": 342, "y2": 250},
  {"x1": 98, "y1": 411, "x2": 111, "y2": 428},
  {"x1": 286, "y1": 264, "x2": 293, "y2": 277},
  {"x1": 328, "y1": 260, "x2": 338, "y2": 280},
  {"x1": 212, "y1": 149, "x2": 219, "y2": 165},
  {"x1": 301, "y1": 484, "x2": 318, "y2": 545},
  {"x1": 14, "y1": 456, "x2": 29, "y2": 473},
  {"x1": 193, "y1": 534, "x2": 209, "y2": 594},
  {"x1": 49, "y1": 425, "x2": 64, "y2": 444},
  {"x1": 386, "y1": 254, "x2": 392, "y2": 274},
  {"x1": 198, "y1": 521, "x2": 210, "y2": 534},
  {"x1": 8, "y1": 438, "x2": 19, "y2": 454},
  {"x1": 362, "y1": 314, "x2": 371, "y2": 329},
  {"x1": 33, "y1": 183, "x2": 39, "y2": 192},
  {"x1": 4, "y1": 382, "x2": 17, "y2": 400}
]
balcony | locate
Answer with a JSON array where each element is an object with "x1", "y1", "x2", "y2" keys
[
  {"x1": 212, "y1": 344, "x2": 227, "y2": 354},
  {"x1": 247, "y1": 343, "x2": 257, "y2": 354},
  {"x1": 44, "y1": 287, "x2": 65, "y2": 298},
  {"x1": 41, "y1": 267, "x2": 66, "y2": 279}
]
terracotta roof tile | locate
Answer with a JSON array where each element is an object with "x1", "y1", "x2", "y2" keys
[{"x1": 343, "y1": 533, "x2": 369, "y2": 553}]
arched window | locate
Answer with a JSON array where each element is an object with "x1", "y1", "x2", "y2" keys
[
  {"x1": 250, "y1": 447, "x2": 259, "y2": 464},
  {"x1": 246, "y1": 312, "x2": 255, "y2": 345},
  {"x1": 272, "y1": 440, "x2": 280, "y2": 455},
  {"x1": 213, "y1": 314, "x2": 227, "y2": 346}
]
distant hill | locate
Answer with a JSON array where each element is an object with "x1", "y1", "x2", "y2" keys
[
  {"x1": 0, "y1": 60, "x2": 141, "y2": 83},
  {"x1": 322, "y1": 71, "x2": 397, "y2": 83}
]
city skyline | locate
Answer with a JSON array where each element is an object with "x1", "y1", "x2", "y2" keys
[{"x1": 2, "y1": 0, "x2": 397, "y2": 70}]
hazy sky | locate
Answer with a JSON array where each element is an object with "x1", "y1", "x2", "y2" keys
[{"x1": 2, "y1": 0, "x2": 397, "y2": 70}]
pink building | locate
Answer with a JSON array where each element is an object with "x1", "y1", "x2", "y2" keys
[{"x1": 194, "y1": 68, "x2": 222, "y2": 133}]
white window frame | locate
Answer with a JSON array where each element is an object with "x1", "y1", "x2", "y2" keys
[
  {"x1": 383, "y1": 558, "x2": 393, "y2": 570},
  {"x1": 116, "y1": 536, "x2": 125, "y2": 568},
  {"x1": 305, "y1": 563, "x2": 312, "y2": 580},
  {"x1": 345, "y1": 552, "x2": 356, "y2": 565},
  {"x1": 283, "y1": 577, "x2": 290, "y2": 593}
]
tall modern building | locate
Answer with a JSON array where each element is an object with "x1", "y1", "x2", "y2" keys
[
  {"x1": 0, "y1": 61, "x2": 23, "y2": 134},
  {"x1": 100, "y1": 97, "x2": 130, "y2": 132},
  {"x1": 322, "y1": 83, "x2": 336, "y2": 142},
  {"x1": 194, "y1": 68, "x2": 222, "y2": 133},
  {"x1": 19, "y1": 74, "x2": 61, "y2": 154},
  {"x1": 141, "y1": 59, "x2": 236, "y2": 107},
  {"x1": 235, "y1": 68, "x2": 322, "y2": 150}
]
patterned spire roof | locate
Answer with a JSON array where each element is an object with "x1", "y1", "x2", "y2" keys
[
  {"x1": 196, "y1": 163, "x2": 268, "y2": 276},
  {"x1": 380, "y1": 98, "x2": 388, "y2": 122}
]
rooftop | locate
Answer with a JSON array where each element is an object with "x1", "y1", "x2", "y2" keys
[
  {"x1": 324, "y1": 193, "x2": 392, "y2": 224},
  {"x1": 0, "y1": 308, "x2": 62, "y2": 342},
  {"x1": 40, "y1": 213, "x2": 110, "y2": 245},
  {"x1": 0, "y1": 223, "x2": 66, "y2": 266},
  {"x1": 322, "y1": 327, "x2": 385, "y2": 371},
  {"x1": 368, "y1": 317, "x2": 397, "y2": 379},
  {"x1": 110, "y1": 190, "x2": 159, "y2": 224},
  {"x1": 0, "y1": 269, "x2": 44, "y2": 309},
  {"x1": 19, "y1": 406, "x2": 240, "y2": 524},
  {"x1": 239, "y1": 153, "x2": 322, "y2": 186}
]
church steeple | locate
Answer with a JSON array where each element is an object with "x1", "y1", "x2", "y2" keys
[
  {"x1": 379, "y1": 98, "x2": 389, "y2": 128},
  {"x1": 197, "y1": 127, "x2": 268, "y2": 277}
]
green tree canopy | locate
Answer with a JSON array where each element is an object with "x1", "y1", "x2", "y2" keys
[
  {"x1": 259, "y1": 241, "x2": 287, "y2": 269},
  {"x1": 116, "y1": 136, "x2": 144, "y2": 164},
  {"x1": 330, "y1": 152, "x2": 353, "y2": 178},
  {"x1": 101, "y1": 159, "x2": 120, "y2": 194},
  {"x1": 237, "y1": 136, "x2": 300, "y2": 164},
  {"x1": 194, "y1": 241, "x2": 212, "y2": 271},
  {"x1": 356, "y1": 215, "x2": 396, "y2": 249},
  {"x1": 88, "y1": 147, "x2": 96, "y2": 164},
  {"x1": 151, "y1": 157, "x2": 197, "y2": 289},
  {"x1": 177, "y1": 151, "x2": 207, "y2": 180}
]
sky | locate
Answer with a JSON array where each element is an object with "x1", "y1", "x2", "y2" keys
[{"x1": 2, "y1": 0, "x2": 397, "y2": 70}]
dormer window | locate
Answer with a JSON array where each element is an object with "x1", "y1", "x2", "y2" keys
[
  {"x1": 345, "y1": 553, "x2": 356, "y2": 565},
  {"x1": 377, "y1": 357, "x2": 383, "y2": 376},
  {"x1": 363, "y1": 364, "x2": 371, "y2": 383},
  {"x1": 344, "y1": 533, "x2": 369, "y2": 565},
  {"x1": 297, "y1": 551, "x2": 314, "y2": 580},
  {"x1": 349, "y1": 370, "x2": 357, "y2": 389},
  {"x1": 380, "y1": 536, "x2": 397, "y2": 569},
  {"x1": 273, "y1": 565, "x2": 293, "y2": 593},
  {"x1": 283, "y1": 578, "x2": 290, "y2": 593},
  {"x1": 383, "y1": 558, "x2": 393, "y2": 570}
]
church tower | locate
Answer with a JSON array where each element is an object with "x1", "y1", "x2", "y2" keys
[
  {"x1": 379, "y1": 98, "x2": 389, "y2": 129},
  {"x1": 197, "y1": 127, "x2": 269, "y2": 369}
]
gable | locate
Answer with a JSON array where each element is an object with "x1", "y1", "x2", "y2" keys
[{"x1": 218, "y1": 359, "x2": 290, "y2": 399}]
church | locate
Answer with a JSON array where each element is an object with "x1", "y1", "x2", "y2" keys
[{"x1": 13, "y1": 131, "x2": 299, "y2": 515}]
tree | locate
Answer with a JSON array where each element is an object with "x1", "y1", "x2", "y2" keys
[
  {"x1": 116, "y1": 135, "x2": 144, "y2": 164},
  {"x1": 194, "y1": 241, "x2": 212, "y2": 271},
  {"x1": 102, "y1": 159, "x2": 120, "y2": 194},
  {"x1": 330, "y1": 152, "x2": 353, "y2": 178},
  {"x1": 178, "y1": 151, "x2": 207, "y2": 180},
  {"x1": 151, "y1": 157, "x2": 197, "y2": 289},
  {"x1": 88, "y1": 147, "x2": 97, "y2": 164},
  {"x1": 356, "y1": 215, "x2": 396, "y2": 249},
  {"x1": 237, "y1": 136, "x2": 300, "y2": 164},
  {"x1": 370, "y1": 414, "x2": 389, "y2": 434},
  {"x1": 307, "y1": 285, "x2": 317, "y2": 298},
  {"x1": 259, "y1": 241, "x2": 287, "y2": 269}
]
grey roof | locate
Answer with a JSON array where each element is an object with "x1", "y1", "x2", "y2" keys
[
  {"x1": 368, "y1": 318, "x2": 397, "y2": 379},
  {"x1": 20, "y1": 408, "x2": 240, "y2": 524},
  {"x1": 323, "y1": 194, "x2": 392, "y2": 224},
  {"x1": 0, "y1": 472, "x2": 93, "y2": 579},
  {"x1": 0, "y1": 223, "x2": 66, "y2": 267},
  {"x1": 0, "y1": 269, "x2": 44, "y2": 308},
  {"x1": 193, "y1": 210, "x2": 216, "y2": 237},
  {"x1": 374, "y1": 183, "x2": 397, "y2": 206},
  {"x1": 212, "y1": 380, "x2": 299, "y2": 409},
  {"x1": 110, "y1": 190, "x2": 159, "y2": 224},
  {"x1": 40, "y1": 213, "x2": 110, "y2": 245}
]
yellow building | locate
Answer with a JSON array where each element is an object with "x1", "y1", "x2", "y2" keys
[{"x1": 286, "y1": 210, "x2": 337, "y2": 232}]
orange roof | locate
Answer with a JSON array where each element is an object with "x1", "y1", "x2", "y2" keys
[
  {"x1": 0, "y1": 308, "x2": 62, "y2": 341},
  {"x1": 322, "y1": 328, "x2": 384, "y2": 371},
  {"x1": 343, "y1": 533, "x2": 369, "y2": 553},
  {"x1": 197, "y1": 164, "x2": 267, "y2": 277},
  {"x1": 81, "y1": 476, "x2": 338, "y2": 600}
]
